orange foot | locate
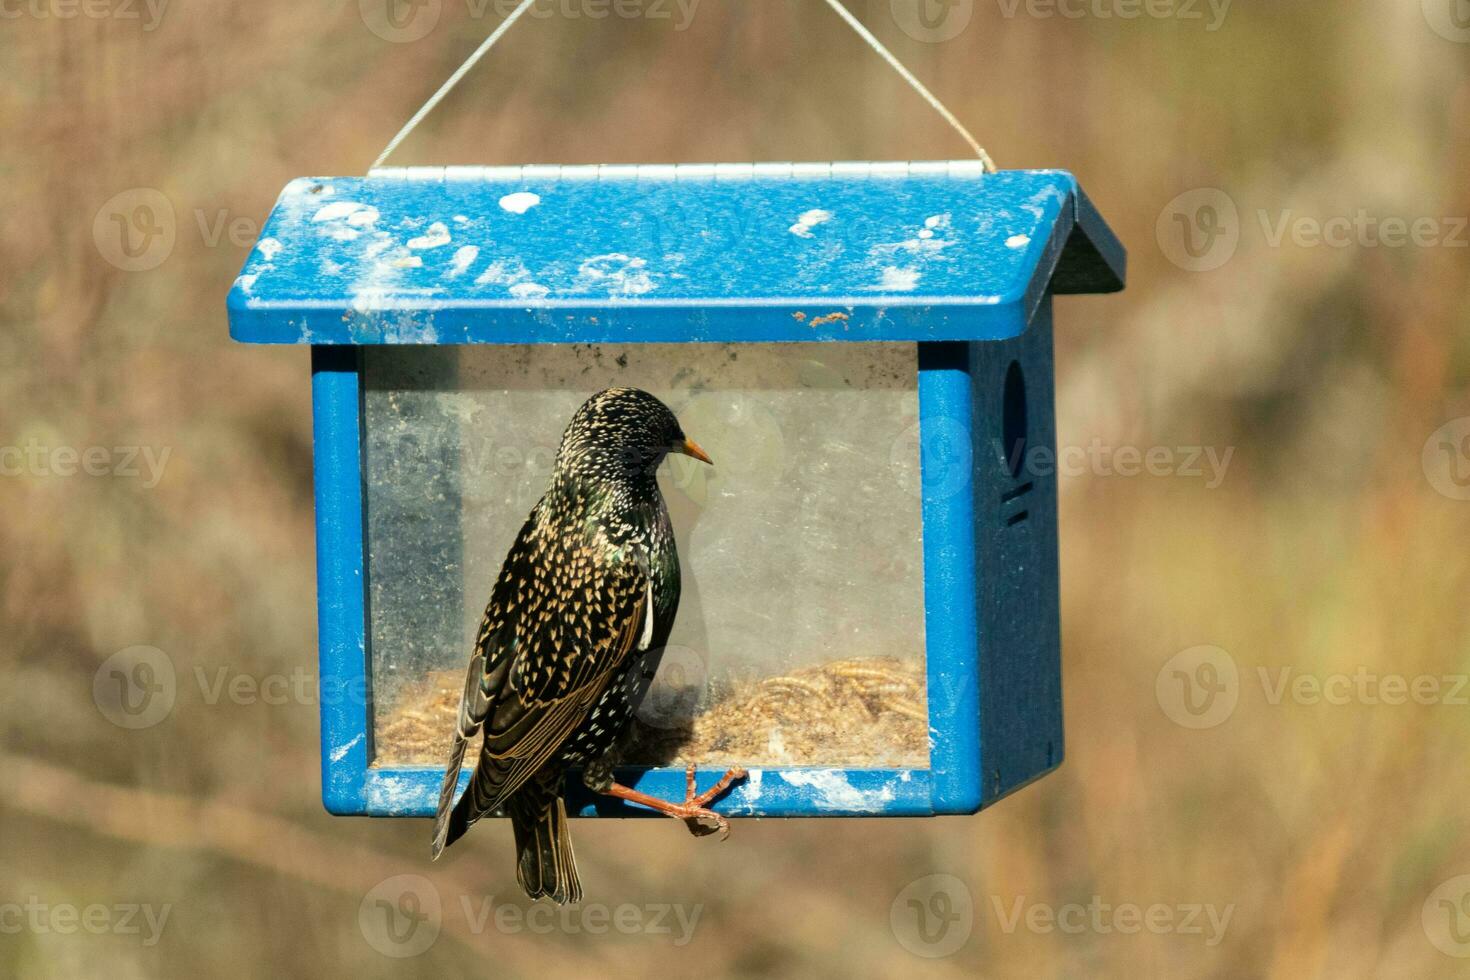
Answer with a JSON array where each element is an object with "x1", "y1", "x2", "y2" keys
[{"x1": 597, "y1": 764, "x2": 748, "y2": 838}]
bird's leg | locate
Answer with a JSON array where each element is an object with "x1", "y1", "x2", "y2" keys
[{"x1": 591, "y1": 764, "x2": 748, "y2": 838}]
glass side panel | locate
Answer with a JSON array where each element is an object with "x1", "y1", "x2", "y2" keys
[{"x1": 363, "y1": 343, "x2": 929, "y2": 770}]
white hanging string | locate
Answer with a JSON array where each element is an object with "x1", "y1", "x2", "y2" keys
[
  {"x1": 371, "y1": 0, "x2": 998, "y2": 173},
  {"x1": 820, "y1": 0, "x2": 996, "y2": 172},
  {"x1": 370, "y1": 0, "x2": 539, "y2": 172}
]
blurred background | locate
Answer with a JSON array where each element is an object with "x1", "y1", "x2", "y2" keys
[{"x1": 3, "y1": 0, "x2": 1469, "y2": 976}]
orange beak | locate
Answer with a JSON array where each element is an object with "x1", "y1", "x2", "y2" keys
[{"x1": 677, "y1": 437, "x2": 713, "y2": 465}]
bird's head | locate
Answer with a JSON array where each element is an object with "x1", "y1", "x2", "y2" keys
[{"x1": 554, "y1": 387, "x2": 711, "y2": 492}]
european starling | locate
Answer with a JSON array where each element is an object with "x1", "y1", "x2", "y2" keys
[{"x1": 431, "y1": 387, "x2": 747, "y2": 904}]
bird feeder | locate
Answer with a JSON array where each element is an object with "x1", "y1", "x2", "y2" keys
[{"x1": 228, "y1": 161, "x2": 1125, "y2": 818}]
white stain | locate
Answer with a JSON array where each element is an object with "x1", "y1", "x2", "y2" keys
[
  {"x1": 873, "y1": 266, "x2": 920, "y2": 292},
  {"x1": 779, "y1": 769, "x2": 898, "y2": 810},
  {"x1": 367, "y1": 772, "x2": 429, "y2": 813},
  {"x1": 1024, "y1": 183, "x2": 1067, "y2": 220},
  {"x1": 917, "y1": 214, "x2": 949, "y2": 240},
  {"x1": 475, "y1": 258, "x2": 531, "y2": 287},
  {"x1": 378, "y1": 316, "x2": 439, "y2": 343},
  {"x1": 407, "y1": 221, "x2": 451, "y2": 250},
  {"x1": 256, "y1": 237, "x2": 284, "y2": 261},
  {"x1": 347, "y1": 206, "x2": 379, "y2": 228},
  {"x1": 863, "y1": 214, "x2": 956, "y2": 291},
  {"x1": 330, "y1": 733, "x2": 363, "y2": 762},
  {"x1": 363, "y1": 235, "x2": 393, "y2": 260},
  {"x1": 576, "y1": 253, "x2": 655, "y2": 296},
  {"x1": 233, "y1": 273, "x2": 258, "y2": 295},
  {"x1": 1006, "y1": 234, "x2": 1031, "y2": 249},
  {"x1": 510, "y1": 282, "x2": 550, "y2": 300},
  {"x1": 448, "y1": 245, "x2": 479, "y2": 277},
  {"x1": 788, "y1": 208, "x2": 832, "y2": 238},
  {"x1": 742, "y1": 768, "x2": 763, "y2": 804},
  {"x1": 312, "y1": 201, "x2": 371, "y2": 223},
  {"x1": 499, "y1": 192, "x2": 541, "y2": 215}
]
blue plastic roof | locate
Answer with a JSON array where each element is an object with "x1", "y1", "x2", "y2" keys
[{"x1": 227, "y1": 163, "x2": 1124, "y2": 345}]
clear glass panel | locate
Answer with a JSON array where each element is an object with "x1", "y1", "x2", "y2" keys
[{"x1": 364, "y1": 343, "x2": 928, "y2": 770}]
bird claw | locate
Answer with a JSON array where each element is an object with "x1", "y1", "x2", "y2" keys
[
  {"x1": 595, "y1": 764, "x2": 747, "y2": 837},
  {"x1": 678, "y1": 764, "x2": 746, "y2": 839}
]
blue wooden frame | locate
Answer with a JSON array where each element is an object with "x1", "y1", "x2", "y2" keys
[{"x1": 234, "y1": 163, "x2": 1126, "y2": 818}]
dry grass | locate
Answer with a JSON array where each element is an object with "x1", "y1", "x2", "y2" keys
[{"x1": 378, "y1": 656, "x2": 928, "y2": 769}]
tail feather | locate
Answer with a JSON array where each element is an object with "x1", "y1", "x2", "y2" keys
[
  {"x1": 430, "y1": 735, "x2": 469, "y2": 859},
  {"x1": 431, "y1": 649, "x2": 490, "y2": 860},
  {"x1": 509, "y1": 787, "x2": 581, "y2": 905}
]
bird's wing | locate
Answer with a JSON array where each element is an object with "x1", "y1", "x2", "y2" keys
[{"x1": 432, "y1": 511, "x2": 650, "y2": 851}]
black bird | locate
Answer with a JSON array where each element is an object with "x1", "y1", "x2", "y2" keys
[{"x1": 431, "y1": 387, "x2": 746, "y2": 904}]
